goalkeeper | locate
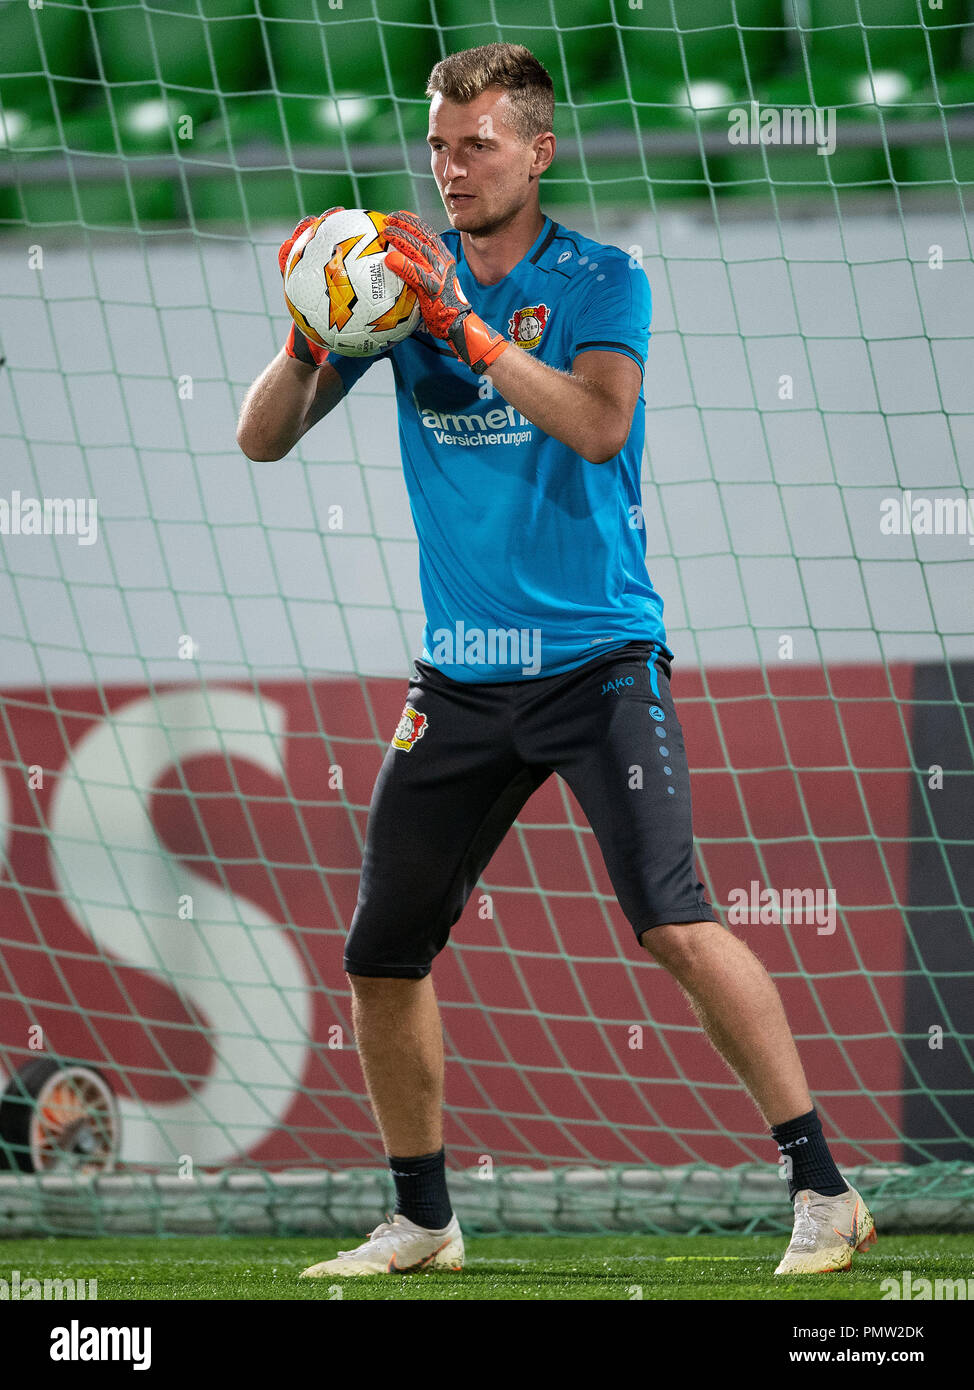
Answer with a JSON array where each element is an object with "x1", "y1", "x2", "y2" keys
[{"x1": 238, "y1": 42, "x2": 876, "y2": 1280}]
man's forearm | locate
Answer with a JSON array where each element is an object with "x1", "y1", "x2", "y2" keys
[
  {"x1": 236, "y1": 348, "x2": 320, "y2": 462},
  {"x1": 379, "y1": 210, "x2": 636, "y2": 462},
  {"x1": 484, "y1": 345, "x2": 626, "y2": 464}
]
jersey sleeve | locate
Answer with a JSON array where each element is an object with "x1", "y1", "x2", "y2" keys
[
  {"x1": 569, "y1": 252, "x2": 652, "y2": 375},
  {"x1": 322, "y1": 347, "x2": 390, "y2": 392}
]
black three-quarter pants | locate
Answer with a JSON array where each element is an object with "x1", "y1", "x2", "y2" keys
[{"x1": 344, "y1": 639, "x2": 718, "y2": 979}]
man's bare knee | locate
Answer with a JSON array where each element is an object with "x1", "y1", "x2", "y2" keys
[
  {"x1": 347, "y1": 972, "x2": 430, "y2": 1004},
  {"x1": 640, "y1": 919, "x2": 726, "y2": 968}
]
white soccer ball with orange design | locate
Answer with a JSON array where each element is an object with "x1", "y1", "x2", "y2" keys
[{"x1": 283, "y1": 207, "x2": 421, "y2": 358}]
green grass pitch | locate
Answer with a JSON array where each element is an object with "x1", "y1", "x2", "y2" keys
[{"x1": 1, "y1": 1233, "x2": 969, "y2": 1300}]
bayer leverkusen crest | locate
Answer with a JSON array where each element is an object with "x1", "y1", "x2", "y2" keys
[
  {"x1": 392, "y1": 704, "x2": 427, "y2": 751},
  {"x1": 509, "y1": 303, "x2": 548, "y2": 350}
]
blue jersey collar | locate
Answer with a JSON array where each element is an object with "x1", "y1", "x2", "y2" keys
[{"x1": 453, "y1": 214, "x2": 556, "y2": 288}]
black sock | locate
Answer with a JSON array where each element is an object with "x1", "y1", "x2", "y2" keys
[
  {"x1": 771, "y1": 1107, "x2": 848, "y2": 1200},
  {"x1": 388, "y1": 1148, "x2": 453, "y2": 1230}
]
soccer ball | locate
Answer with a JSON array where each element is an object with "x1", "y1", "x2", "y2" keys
[{"x1": 283, "y1": 207, "x2": 421, "y2": 358}]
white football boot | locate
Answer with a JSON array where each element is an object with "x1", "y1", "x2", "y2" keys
[
  {"x1": 775, "y1": 1185, "x2": 877, "y2": 1275},
  {"x1": 299, "y1": 1212, "x2": 464, "y2": 1278}
]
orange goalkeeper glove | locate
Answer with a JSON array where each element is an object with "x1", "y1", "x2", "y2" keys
[
  {"x1": 381, "y1": 210, "x2": 509, "y2": 374},
  {"x1": 278, "y1": 207, "x2": 344, "y2": 366}
]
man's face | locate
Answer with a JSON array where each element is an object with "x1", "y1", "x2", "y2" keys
[{"x1": 427, "y1": 88, "x2": 545, "y2": 235}]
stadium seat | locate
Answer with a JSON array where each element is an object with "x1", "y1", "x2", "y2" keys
[
  {"x1": 261, "y1": 0, "x2": 438, "y2": 102},
  {"x1": 200, "y1": 85, "x2": 429, "y2": 163},
  {"x1": 563, "y1": 0, "x2": 791, "y2": 209},
  {"x1": 0, "y1": 123, "x2": 176, "y2": 228},
  {"x1": 188, "y1": 1, "x2": 437, "y2": 224},
  {"x1": 187, "y1": 92, "x2": 423, "y2": 223},
  {"x1": 718, "y1": 67, "x2": 907, "y2": 202},
  {"x1": 191, "y1": 98, "x2": 426, "y2": 223},
  {"x1": 0, "y1": 0, "x2": 92, "y2": 99},
  {"x1": 612, "y1": 0, "x2": 787, "y2": 98},
  {"x1": 64, "y1": 86, "x2": 215, "y2": 156},
  {"x1": 806, "y1": 0, "x2": 963, "y2": 83},
  {"x1": 86, "y1": 0, "x2": 264, "y2": 100},
  {"x1": 436, "y1": 0, "x2": 609, "y2": 104},
  {"x1": 11, "y1": 178, "x2": 177, "y2": 229},
  {"x1": 184, "y1": 162, "x2": 424, "y2": 227},
  {"x1": 66, "y1": 0, "x2": 268, "y2": 223},
  {"x1": 542, "y1": 153, "x2": 712, "y2": 208},
  {"x1": 565, "y1": 74, "x2": 719, "y2": 204},
  {"x1": 899, "y1": 71, "x2": 974, "y2": 190},
  {"x1": 0, "y1": 80, "x2": 78, "y2": 152},
  {"x1": 0, "y1": 82, "x2": 182, "y2": 227},
  {"x1": 0, "y1": 0, "x2": 93, "y2": 141}
]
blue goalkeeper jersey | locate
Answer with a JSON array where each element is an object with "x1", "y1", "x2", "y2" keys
[{"x1": 323, "y1": 214, "x2": 667, "y2": 682}]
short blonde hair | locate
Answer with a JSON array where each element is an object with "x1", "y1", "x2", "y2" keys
[{"x1": 426, "y1": 43, "x2": 555, "y2": 142}]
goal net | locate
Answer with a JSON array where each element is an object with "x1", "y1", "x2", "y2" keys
[{"x1": 0, "y1": 0, "x2": 971, "y2": 1235}]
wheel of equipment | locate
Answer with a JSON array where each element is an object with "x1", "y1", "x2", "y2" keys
[{"x1": 0, "y1": 1059, "x2": 121, "y2": 1174}]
